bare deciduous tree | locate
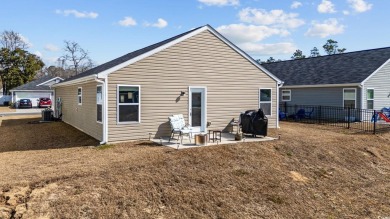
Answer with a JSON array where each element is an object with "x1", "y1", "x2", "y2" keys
[
  {"x1": 61, "y1": 41, "x2": 93, "y2": 75},
  {"x1": 0, "y1": 30, "x2": 29, "y2": 51}
]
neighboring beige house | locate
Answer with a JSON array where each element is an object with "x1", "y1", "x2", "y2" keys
[{"x1": 53, "y1": 25, "x2": 282, "y2": 143}]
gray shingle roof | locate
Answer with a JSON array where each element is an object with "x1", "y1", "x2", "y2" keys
[
  {"x1": 62, "y1": 25, "x2": 205, "y2": 83},
  {"x1": 261, "y1": 47, "x2": 390, "y2": 86},
  {"x1": 11, "y1": 75, "x2": 55, "y2": 91}
]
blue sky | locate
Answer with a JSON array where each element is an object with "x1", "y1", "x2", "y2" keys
[{"x1": 0, "y1": 0, "x2": 388, "y2": 65}]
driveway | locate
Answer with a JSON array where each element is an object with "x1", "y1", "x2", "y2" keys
[{"x1": 0, "y1": 107, "x2": 42, "y2": 116}]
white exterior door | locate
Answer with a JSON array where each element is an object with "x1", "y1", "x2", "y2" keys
[{"x1": 189, "y1": 87, "x2": 207, "y2": 133}]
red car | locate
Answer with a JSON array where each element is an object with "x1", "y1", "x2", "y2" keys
[{"x1": 38, "y1": 98, "x2": 52, "y2": 108}]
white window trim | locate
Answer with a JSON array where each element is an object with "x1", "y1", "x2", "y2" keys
[
  {"x1": 77, "y1": 87, "x2": 82, "y2": 105},
  {"x1": 97, "y1": 85, "x2": 103, "y2": 124},
  {"x1": 116, "y1": 84, "x2": 141, "y2": 124},
  {"x1": 343, "y1": 88, "x2": 357, "y2": 108},
  {"x1": 281, "y1": 89, "x2": 291, "y2": 102},
  {"x1": 259, "y1": 88, "x2": 272, "y2": 116},
  {"x1": 366, "y1": 88, "x2": 374, "y2": 109}
]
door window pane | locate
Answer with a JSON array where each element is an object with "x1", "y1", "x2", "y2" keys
[{"x1": 192, "y1": 92, "x2": 201, "y2": 127}]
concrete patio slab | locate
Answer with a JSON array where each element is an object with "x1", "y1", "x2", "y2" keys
[{"x1": 152, "y1": 132, "x2": 277, "y2": 150}]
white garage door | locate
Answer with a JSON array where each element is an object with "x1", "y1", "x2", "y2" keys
[{"x1": 15, "y1": 91, "x2": 52, "y2": 107}]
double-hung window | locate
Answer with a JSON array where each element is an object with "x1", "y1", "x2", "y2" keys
[
  {"x1": 77, "y1": 87, "x2": 82, "y2": 105},
  {"x1": 366, "y1": 89, "x2": 374, "y2": 109},
  {"x1": 117, "y1": 85, "x2": 140, "y2": 123},
  {"x1": 343, "y1": 88, "x2": 356, "y2": 108},
  {"x1": 259, "y1": 88, "x2": 272, "y2": 116},
  {"x1": 281, "y1": 90, "x2": 291, "y2": 101},
  {"x1": 97, "y1": 86, "x2": 103, "y2": 122}
]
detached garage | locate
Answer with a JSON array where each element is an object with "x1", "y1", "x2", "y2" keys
[{"x1": 10, "y1": 76, "x2": 63, "y2": 107}]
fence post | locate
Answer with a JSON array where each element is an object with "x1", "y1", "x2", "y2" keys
[
  {"x1": 284, "y1": 102, "x2": 287, "y2": 116},
  {"x1": 347, "y1": 107, "x2": 351, "y2": 129},
  {"x1": 373, "y1": 110, "x2": 376, "y2": 134},
  {"x1": 318, "y1": 105, "x2": 322, "y2": 124}
]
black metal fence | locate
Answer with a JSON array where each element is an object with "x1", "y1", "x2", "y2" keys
[{"x1": 280, "y1": 103, "x2": 390, "y2": 134}]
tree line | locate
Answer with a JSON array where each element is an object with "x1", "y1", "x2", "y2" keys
[
  {"x1": 0, "y1": 30, "x2": 94, "y2": 95},
  {"x1": 260, "y1": 39, "x2": 346, "y2": 63}
]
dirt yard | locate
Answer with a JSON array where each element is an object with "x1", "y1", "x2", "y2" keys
[
  {"x1": 0, "y1": 117, "x2": 389, "y2": 218},
  {"x1": 0, "y1": 115, "x2": 99, "y2": 153},
  {"x1": 0, "y1": 106, "x2": 15, "y2": 113}
]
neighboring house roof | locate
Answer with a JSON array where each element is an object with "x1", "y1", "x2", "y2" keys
[
  {"x1": 58, "y1": 24, "x2": 281, "y2": 85},
  {"x1": 261, "y1": 47, "x2": 390, "y2": 86},
  {"x1": 10, "y1": 76, "x2": 63, "y2": 91}
]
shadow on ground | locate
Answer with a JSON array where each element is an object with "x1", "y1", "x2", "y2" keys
[{"x1": 0, "y1": 116, "x2": 99, "y2": 153}]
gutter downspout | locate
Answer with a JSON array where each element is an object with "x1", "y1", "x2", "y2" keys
[
  {"x1": 277, "y1": 82, "x2": 284, "y2": 128},
  {"x1": 95, "y1": 77, "x2": 107, "y2": 145}
]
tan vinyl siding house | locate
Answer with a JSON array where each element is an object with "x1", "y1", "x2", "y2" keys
[
  {"x1": 53, "y1": 25, "x2": 281, "y2": 143},
  {"x1": 56, "y1": 81, "x2": 103, "y2": 141}
]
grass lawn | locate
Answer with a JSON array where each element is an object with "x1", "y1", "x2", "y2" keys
[
  {"x1": 0, "y1": 106, "x2": 15, "y2": 113},
  {"x1": 0, "y1": 117, "x2": 389, "y2": 218}
]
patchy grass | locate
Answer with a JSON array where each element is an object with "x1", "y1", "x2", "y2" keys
[
  {"x1": 96, "y1": 144, "x2": 115, "y2": 150},
  {"x1": 0, "y1": 119, "x2": 389, "y2": 218}
]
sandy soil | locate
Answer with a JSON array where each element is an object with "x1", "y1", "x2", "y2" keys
[
  {"x1": 0, "y1": 106, "x2": 15, "y2": 113},
  {"x1": 0, "y1": 118, "x2": 389, "y2": 218}
]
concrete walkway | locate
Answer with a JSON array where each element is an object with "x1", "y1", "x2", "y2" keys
[
  {"x1": 152, "y1": 132, "x2": 277, "y2": 150},
  {"x1": 0, "y1": 108, "x2": 42, "y2": 116}
]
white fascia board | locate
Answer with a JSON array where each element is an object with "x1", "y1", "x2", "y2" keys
[
  {"x1": 282, "y1": 83, "x2": 361, "y2": 88},
  {"x1": 36, "y1": 77, "x2": 65, "y2": 86},
  {"x1": 206, "y1": 26, "x2": 283, "y2": 84},
  {"x1": 52, "y1": 75, "x2": 96, "y2": 87},
  {"x1": 360, "y1": 58, "x2": 390, "y2": 86},
  {"x1": 97, "y1": 26, "x2": 210, "y2": 78}
]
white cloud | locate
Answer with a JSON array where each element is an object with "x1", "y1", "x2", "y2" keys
[
  {"x1": 305, "y1": 18, "x2": 345, "y2": 38},
  {"x1": 343, "y1": 10, "x2": 350, "y2": 15},
  {"x1": 347, "y1": 0, "x2": 372, "y2": 13},
  {"x1": 44, "y1": 44, "x2": 59, "y2": 52},
  {"x1": 198, "y1": 0, "x2": 239, "y2": 6},
  {"x1": 19, "y1": 34, "x2": 32, "y2": 48},
  {"x1": 55, "y1": 9, "x2": 98, "y2": 19},
  {"x1": 291, "y1": 1, "x2": 302, "y2": 9},
  {"x1": 317, "y1": 0, "x2": 336, "y2": 13},
  {"x1": 238, "y1": 8, "x2": 305, "y2": 29},
  {"x1": 34, "y1": 51, "x2": 42, "y2": 57},
  {"x1": 145, "y1": 18, "x2": 168, "y2": 28},
  {"x1": 238, "y1": 42, "x2": 297, "y2": 56},
  {"x1": 217, "y1": 24, "x2": 289, "y2": 43},
  {"x1": 118, "y1": 17, "x2": 137, "y2": 27}
]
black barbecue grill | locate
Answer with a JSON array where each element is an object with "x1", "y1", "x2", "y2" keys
[{"x1": 240, "y1": 108, "x2": 268, "y2": 137}]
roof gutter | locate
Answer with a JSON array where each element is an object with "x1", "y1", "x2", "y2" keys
[{"x1": 282, "y1": 83, "x2": 360, "y2": 89}]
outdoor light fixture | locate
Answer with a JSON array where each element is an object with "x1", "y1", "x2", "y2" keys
[{"x1": 180, "y1": 91, "x2": 185, "y2": 96}]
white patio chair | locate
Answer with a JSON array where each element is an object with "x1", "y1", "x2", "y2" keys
[{"x1": 168, "y1": 114, "x2": 192, "y2": 144}]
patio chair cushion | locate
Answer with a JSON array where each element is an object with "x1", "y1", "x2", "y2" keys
[{"x1": 168, "y1": 114, "x2": 186, "y2": 131}]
